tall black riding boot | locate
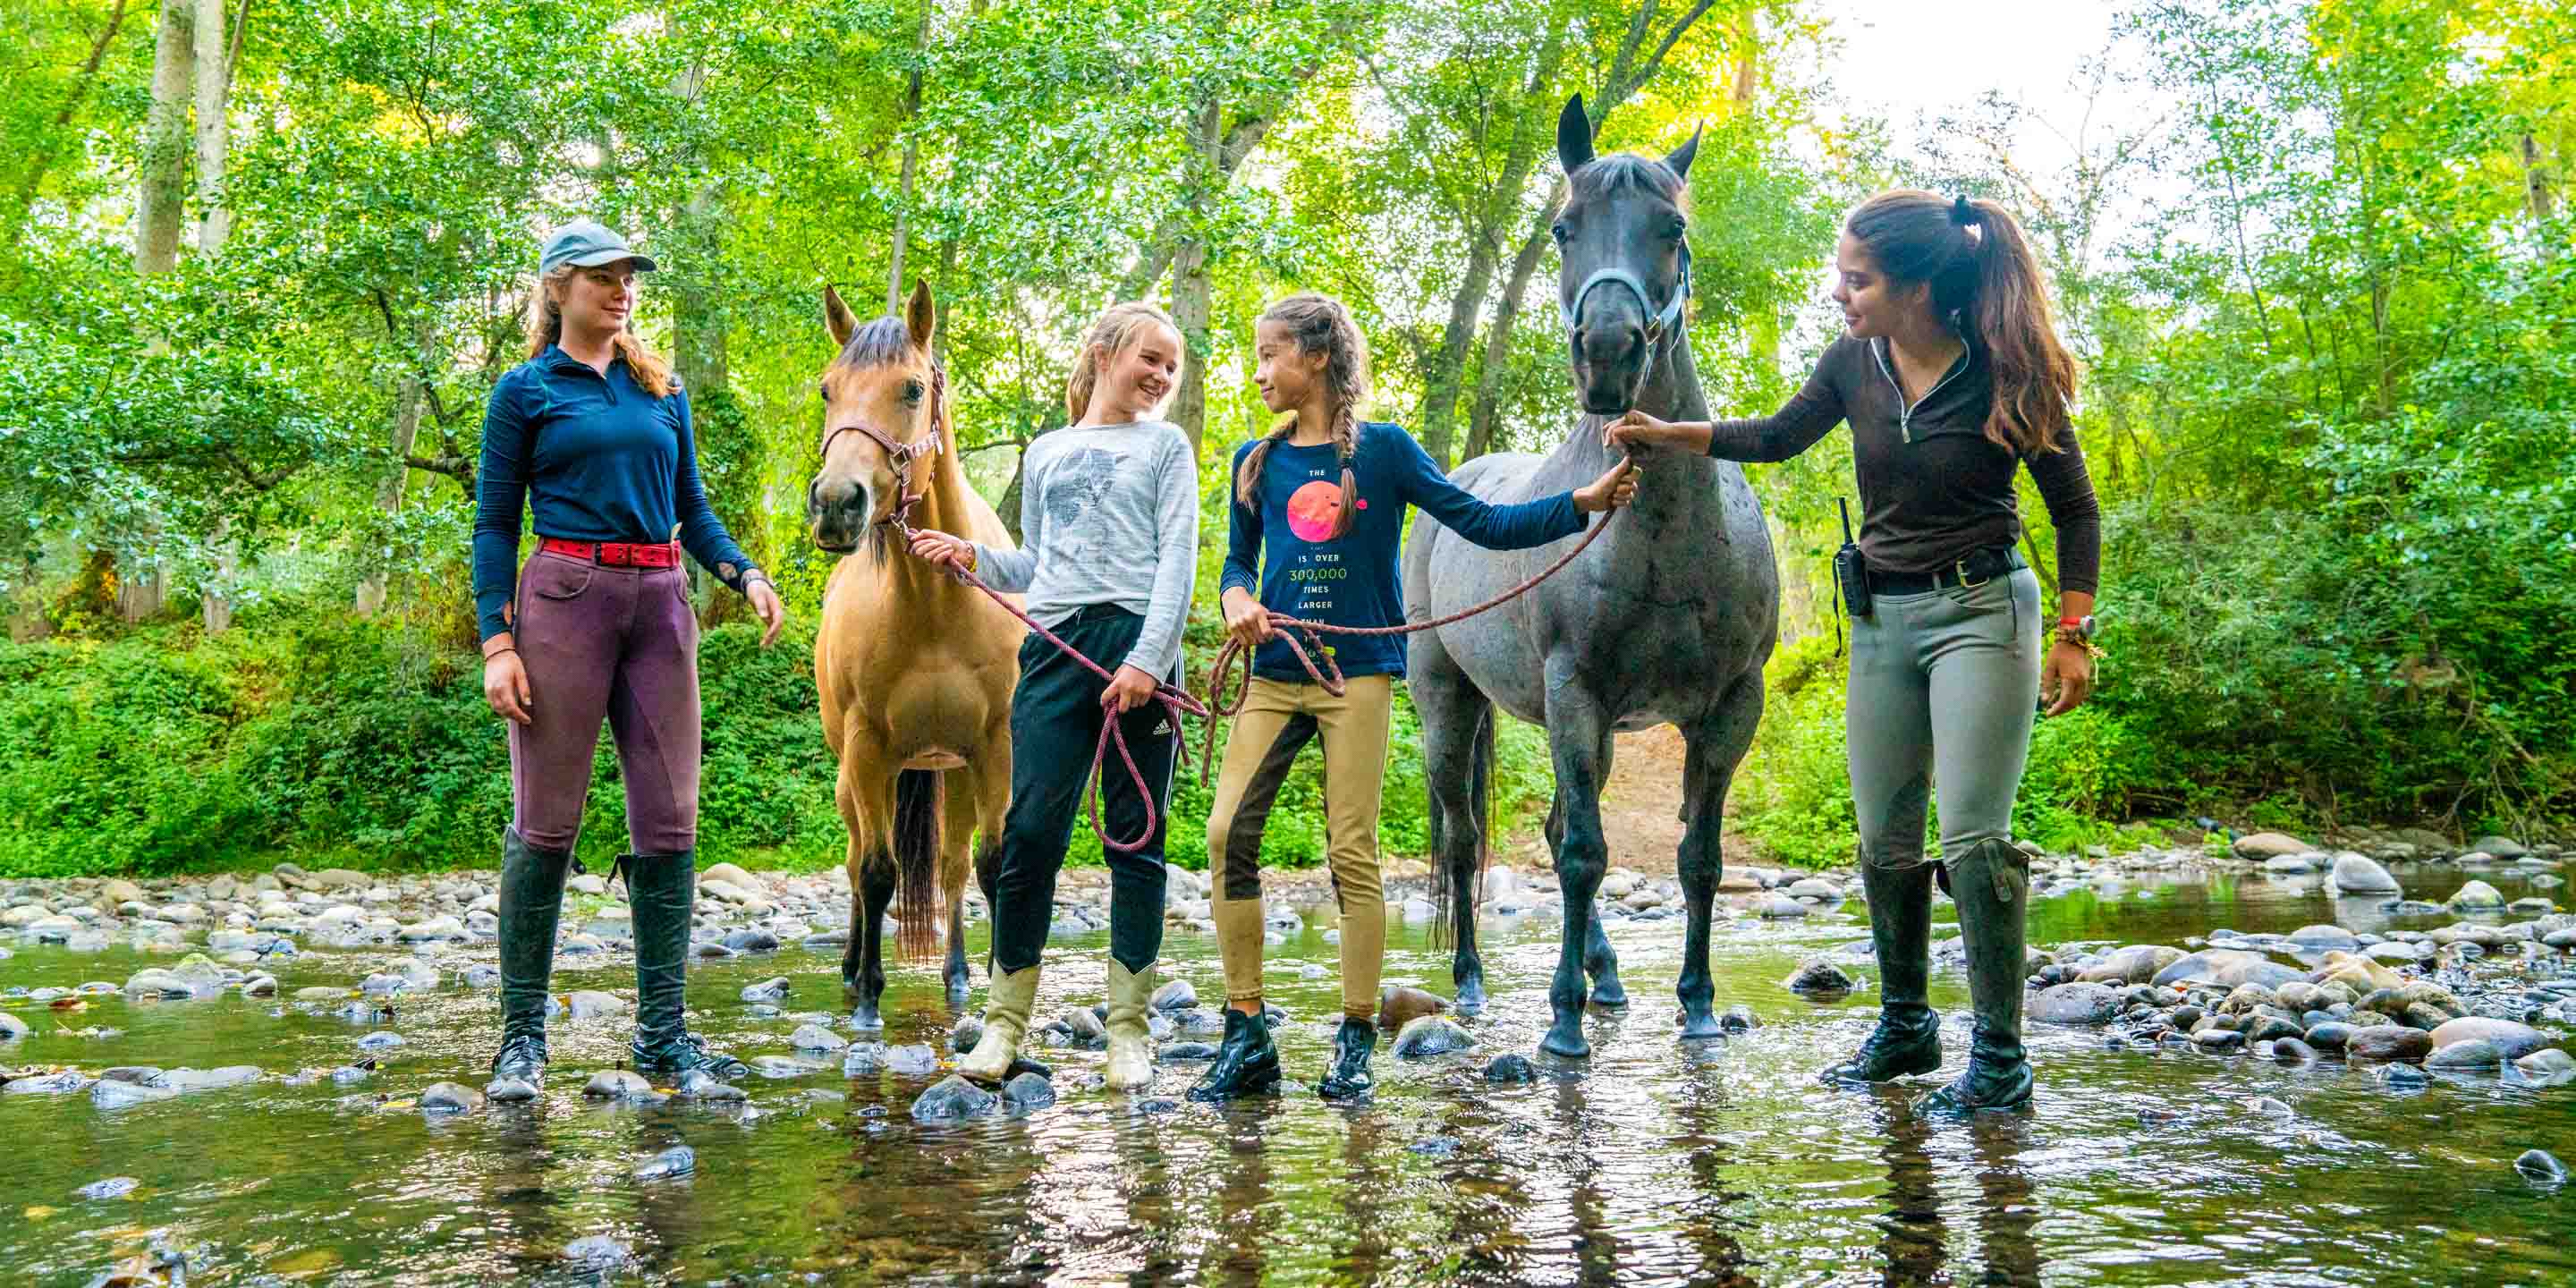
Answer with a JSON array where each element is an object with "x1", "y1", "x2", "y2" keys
[
  {"x1": 627, "y1": 851, "x2": 750, "y2": 1084},
  {"x1": 1820, "y1": 859, "x2": 1943, "y2": 1085},
  {"x1": 1915, "y1": 839, "x2": 2034, "y2": 1114},
  {"x1": 487, "y1": 826, "x2": 573, "y2": 1098},
  {"x1": 1315, "y1": 1017, "x2": 1378, "y2": 1101}
]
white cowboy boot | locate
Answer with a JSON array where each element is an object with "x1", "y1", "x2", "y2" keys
[
  {"x1": 1104, "y1": 960, "x2": 1157, "y2": 1091},
  {"x1": 960, "y1": 963, "x2": 1039, "y2": 1086}
]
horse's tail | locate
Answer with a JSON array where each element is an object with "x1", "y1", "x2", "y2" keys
[
  {"x1": 1429, "y1": 708, "x2": 1496, "y2": 949},
  {"x1": 890, "y1": 768, "x2": 945, "y2": 960}
]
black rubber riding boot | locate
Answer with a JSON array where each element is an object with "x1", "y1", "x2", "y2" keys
[
  {"x1": 1916, "y1": 839, "x2": 2034, "y2": 1115},
  {"x1": 1186, "y1": 1008, "x2": 1282, "y2": 1102},
  {"x1": 487, "y1": 827, "x2": 572, "y2": 1098},
  {"x1": 627, "y1": 851, "x2": 750, "y2": 1085},
  {"x1": 1315, "y1": 1017, "x2": 1378, "y2": 1101},
  {"x1": 1821, "y1": 860, "x2": 1943, "y2": 1085}
]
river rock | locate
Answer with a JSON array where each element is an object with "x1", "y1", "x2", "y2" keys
[
  {"x1": 740, "y1": 977, "x2": 791, "y2": 1004},
  {"x1": 242, "y1": 974, "x2": 277, "y2": 998},
  {"x1": 420, "y1": 1082, "x2": 486, "y2": 1114},
  {"x1": 2346, "y1": 1025, "x2": 2433, "y2": 1062},
  {"x1": 2272, "y1": 1038, "x2": 2318, "y2": 1063},
  {"x1": 1785, "y1": 877, "x2": 1843, "y2": 902},
  {"x1": 583, "y1": 1070, "x2": 655, "y2": 1100},
  {"x1": 790, "y1": 1023, "x2": 848, "y2": 1052},
  {"x1": 2469, "y1": 835, "x2": 2532, "y2": 860},
  {"x1": 722, "y1": 928, "x2": 782, "y2": 953},
  {"x1": 2287, "y1": 925, "x2": 2360, "y2": 952},
  {"x1": 952, "y1": 1017, "x2": 984, "y2": 1052},
  {"x1": 702, "y1": 862, "x2": 764, "y2": 893},
  {"x1": 2031, "y1": 982, "x2": 2123, "y2": 1025},
  {"x1": 1484, "y1": 1054, "x2": 1538, "y2": 1083},
  {"x1": 2429, "y1": 1017, "x2": 2551, "y2": 1060},
  {"x1": 1758, "y1": 896, "x2": 1809, "y2": 919},
  {"x1": 564, "y1": 990, "x2": 626, "y2": 1020},
  {"x1": 2448, "y1": 881, "x2": 2506, "y2": 911},
  {"x1": 2328, "y1": 854, "x2": 2402, "y2": 894},
  {"x1": 1782, "y1": 959, "x2": 1856, "y2": 995},
  {"x1": 1391, "y1": 1015, "x2": 1477, "y2": 1058},
  {"x1": 99, "y1": 878, "x2": 148, "y2": 905},
  {"x1": 0, "y1": 1013, "x2": 27, "y2": 1041},
  {"x1": 397, "y1": 916, "x2": 466, "y2": 942},
  {"x1": 1159, "y1": 1042, "x2": 1220, "y2": 1062},
  {"x1": 2079, "y1": 945, "x2": 2183, "y2": 985},
  {"x1": 2154, "y1": 950, "x2": 2303, "y2": 991},
  {"x1": 674, "y1": 1069, "x2": 746, "y2": 1100},
  {"x1": 2377, "y1": 1063, "x2": 2429, "y2": 1089},
  {"x1": 564, "y1": 1234, "x2": 632, "y2": 1268},
  {"x1": 91, "y1": 1079, "x2": 179, "y2": 1109},
  {"x1": 4, "y1": 1071, "x2": 91, "y2": 1094},
  {"x1": 74, "y1": 1176, "x2": 140, "y2": 1200},
  {"x1": 911, "y1": 1074, "x2": 999, "y2": 1120},
  {"x1": 356, "y1": 1030, "x2": 406, "y2": 1051},
  {"x1": 1149, "y1": 979, "x2": 1198, "y2": 1012},
  {"x1": 2265, "y1": 853, "x2": 2320, "y2": 874},
  {"x1": 159, "y1": 1065, "x2": 260, "y2": 1092},
  {"x1": 1001, "y1": 1071, "x2": 1057, "y2": 1111},
  {"x1": 2426, "y1": 1039, "x2": 2504, "y2": 1071},
  {"x1": 635, "y1": 1146, "x2": 695, "y2": 1180},
  {"x1": 2232, "y1": 832, "x2": 2311, "y2": 860},
  {"x1": 1377, "y1": 986, "x2": 1447, "y2": 1032},
  {"x1": 2515, "y1": 1150, "x2": 2567, "y2": 1184},
  {"x1": 2515, "y1": 1048, "x2": 2576, "y2": 1077},
  {"x1": 886, "y1": 1044, "x2": 940, "y2": 1075}
]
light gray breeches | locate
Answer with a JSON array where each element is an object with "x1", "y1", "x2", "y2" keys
[{"x1": 1846, "y1": 568, "x2": 2043, "y2": 872}]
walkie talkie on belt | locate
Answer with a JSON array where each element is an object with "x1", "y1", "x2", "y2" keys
[{"x1": 1830, "y1": 497, "x2": 1869, "y2": 652}]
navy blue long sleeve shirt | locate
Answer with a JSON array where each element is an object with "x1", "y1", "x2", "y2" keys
[
  {"x1": 470, "y1": 346, "x2": 758, "y2": 642},
  {"x1": 1221, "y1": 421, "x2": 1584, "y2": 681}
]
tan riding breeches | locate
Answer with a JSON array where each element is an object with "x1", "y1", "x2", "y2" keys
[{"x1": 1204, "y1": 674, "x2": 1392, "y2": 1018}]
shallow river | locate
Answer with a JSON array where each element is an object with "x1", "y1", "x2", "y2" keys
[{"x1": 4, "y1": 863, "x2": 2571, "y2": 1287}]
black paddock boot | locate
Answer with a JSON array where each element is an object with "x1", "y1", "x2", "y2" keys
[
  {"x1": 487, "y1": 827, "x2": 573, "y2": 1097},
  {"x1": 627, "y1": 851, "x2": 750, "y2": 1084},
  {"x1": 1186, "y1": 1008, "x2": 1282, "y2": 1103},
  {"x1": 1821, "y1": 859, "x2": 1944, "y2": 1085},
  {"x1": 1916, "y1": 839, "x2": 2035, "y2": 1115},
  {"x1": 1316, "y1": 1017, "x2": 1378, "y2": 1101}
]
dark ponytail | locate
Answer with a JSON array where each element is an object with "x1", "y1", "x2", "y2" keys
[
  {"x1": 1235, "y1": 292, "x2": 1369, "y2": 539},
  {"x1": 1845, "y1": 190, "x2": 2076, "y2": 455}
]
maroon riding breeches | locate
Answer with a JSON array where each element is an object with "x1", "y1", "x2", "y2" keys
[{"x1": 506, "y1": 549, "x2": 702, "y2": 853}]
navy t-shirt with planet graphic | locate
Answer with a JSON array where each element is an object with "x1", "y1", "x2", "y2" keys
[{"x1": 1221, "y1": 421, "x2": 1583, "y2": 681}]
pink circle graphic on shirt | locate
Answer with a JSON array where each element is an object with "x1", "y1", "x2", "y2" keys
[{"x1": 1285, "y1": 479, "x2": 1344, "y2": 541}]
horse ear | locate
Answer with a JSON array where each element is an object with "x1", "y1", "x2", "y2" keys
[
  {"x1": 1557, "y1": 94, "x2": 1594, "y2": 175},
  {"x1": 905, "y1": 279, "x2": 936, "y2": 350},
  {"x1": 823, "y1": 284, "x2": 859, "y2": 350},
  {"x1": 1665, "y1": 124, "x2": 1702, "y2": 182}
]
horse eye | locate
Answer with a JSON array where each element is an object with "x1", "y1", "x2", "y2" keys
[
  {"x1": 816, "y1": 382, "x2": 828, "y2": 401},
  {"x1": 903, "y1": 380, "x2": 925, "y2": 403},
  {"x1": 1667, "y1": 219, "x2": 1689, "y2": 240},
  {"x1": 1550, "y1": 223, "x2": 1570, "y2": 244}
]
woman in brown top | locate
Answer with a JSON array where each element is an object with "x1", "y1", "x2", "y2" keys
[{"x1": 1609, "y1": 191, "x2": 2102, "y2": 1115}]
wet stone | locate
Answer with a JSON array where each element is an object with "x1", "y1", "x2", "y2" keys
[
  {"x1": 564, "y1": 990, "x2": 625, "y2": 1020},
  {"x1": 2377, "y1": 1063, "x2": 2430, "y2": 1089},
  {"x1": 750, "y1": 1055, "x2": 825, "y2": 1080},
  {"x1": 740, "y1": 977, "x2": 791, "y2": 1004},
  {"x1": 790, "y1": 1023, "x2": 848, "y2": 1052},
  {"x1": 2272, "y1": 1038, "x2": 2318, "y2": 1063},
  {"x1": 2031, "y1": 983, "x2": 2123, "y2": 1025},
  {"x1": 2191, "y1": 1028, "x2": 2246, "y2": 1053},
  {"x1": 583, "y1": 1070, "x2": 655, "y2": 1100},
  {"x1": 0, "y1": 1013, "x2": 26, "y2": 1041},
  {"x1": 75, "y1": 1177, "x2": 140, "y2": 1200},
  {"x1": 356, "y1": 1031, "x2": 406, "y2": 1051},
  {"x1": 1719, "y1": 1004, "x2": 1758, "y2": 1034},
  {"x1": 1391, "y1": 1015, "x2": 1476, "y2": 1059},
  {"x1": 1001, "y1": 1071, "x2": 1057, "y2": 1111},
  {"x1": 675, "y1": 1070, "x2": 747, "y2": 1100},
  {"x1": 2427, "y1": 1038, "x2": 2506, "y2": 1071},
  {"x1": 1484, "y1": 1054, "x2": 1538, "y2": 1083},
  {"x1": 163, "y1": 1065, "x2": 261, "y2": 1092},
  {"x1": 952, "y1": 1017, "x2": 985, "y2": 1052},
  {"x1": 329, "y1": 1065, "x2": 373, "y2": 1085},
  {"x1": 1151, "y1": 979, "x2": 1198, "y2": 1012},
  {"x1": 91, "y1": 1080, "x2": 179, "y2": 1110},
  {"x1": 2516, "y1": 1149, "x2": 2569, "y2": 1184},
  {"x1": 564, "y1": 1234, "x2": 632, "y2": 1267},
  {"x1": 2347, "y1": 1026, "x2": 2433, "y2": 1063},
  {"x1": 911, "y1": 1074, "x2": 999, "y2": 1121},
  {"x1": 4, "y1": 1071, "x2": 92, "y2": 1095},
  {"x1": 636, "y1": 1146, "x2": 696, "y2": 1180},
  {"x1": 722, "y1": 928, "x2": 781, "y2": 953},
  {"x1": 485, "y1": 1076, "x2": 539, "y2": 1103},
  {"x1": 419, "y1": 1082, "x2": 485, "y2": 1114},
  {"x1": 1159, "y1": 1042, "x2": 1220, "y2": 1062},
  {"x1": 885, "y1": 1044, "x2": 941, "y2": 1076},
  {"x1": 1377, "y1": 986, "x2": 1447, "y2": 1033},
  {"x1": 2428, "y1": 1017, "x2": 2552, "y2": 1061},
  {"x1": 1782, "y1": 959, "x2": 1857, "y2": 995}
]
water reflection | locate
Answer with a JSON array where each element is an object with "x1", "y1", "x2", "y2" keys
[{"x1": 2, "y1": 866, "x2": 2570, "y2": 1287}]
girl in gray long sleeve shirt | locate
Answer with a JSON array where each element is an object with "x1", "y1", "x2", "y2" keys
[{"x1": 914, "y1": 301, "x2": 1199, "y2": 1095}]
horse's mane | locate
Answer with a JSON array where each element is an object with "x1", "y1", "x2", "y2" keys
[
  {"x1": 835, "y1": 315, "x2": 918, "y2": 370},
  {"x1": 1571, "y1": 152, "x2": 1688, "y2": 208}
]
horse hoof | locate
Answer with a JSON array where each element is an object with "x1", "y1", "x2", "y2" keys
[
  {"x1": 944, "y1": 981, "x2": 971, "y2": 1012},
  {"x1": 1455, "y1": 979, "x2": 1488, "y2": 1017},
  {"x1": 849, "y1": 1006, "x2": 885, "y2": 1032},
  {"x1": 1676, "y1": 1013, "x2": 1725, "y2": 1041},
  {"x1": 1538, "y1": 1025, "x2": 1590, "y2": 1060},
  {"x1": 1589, "y1": 979, "x2": 1629, "y2": 1009}
]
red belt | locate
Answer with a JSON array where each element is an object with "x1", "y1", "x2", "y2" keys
[{"x1": 540, "y1": 538, "x2": 681, "y2": 568}]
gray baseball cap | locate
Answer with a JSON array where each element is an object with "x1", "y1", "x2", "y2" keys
[{"x1": 538, "y1": 219, "x2": 659, "y2": 275}]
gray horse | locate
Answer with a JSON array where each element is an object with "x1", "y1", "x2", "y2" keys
[{"x1": 1403, "y1": 95, "x2": 1780, "y2": 1058}]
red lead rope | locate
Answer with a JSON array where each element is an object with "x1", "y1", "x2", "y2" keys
[{"x1": 893, "y1": 503, "x2": 1623, "y2": 853}]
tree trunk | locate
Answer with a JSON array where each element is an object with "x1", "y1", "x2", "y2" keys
[
  {"x1": 2527, "y1": 134, "x2": 2558, "y2": 259},
  {"x1": 885, "y1": 2, "x2": 930, "y2": 312},
  {"x1": 1465, "y1": 180, "x2": 1568, "y2": 460},
  {"x1": 136, "y1": 0, "x2": 194, "y2": 275},
  {"x1": 191, "y1": 0, "x2": 232, "y2": 254},
  {"x1": 3, "y1": 0, "x2": 131, "y2": 249},
  {"x1": 118, "y1": 553, "x2": 165, "y2": 623},
  {"x1": 1167, "y1": 96, "x2": 1221, "y2": 454},
  {"x1": 200, "y1": 518, "x2": 235, "y2": 635},
  {"x1": 354, "y1": 359, "x2": 424, "y2": 616}
]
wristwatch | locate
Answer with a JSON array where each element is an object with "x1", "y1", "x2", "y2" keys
[{"x1": 2055, "y1": 614, "x2": 2097, "y2": 645}]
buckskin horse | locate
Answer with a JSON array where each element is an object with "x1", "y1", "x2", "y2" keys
[
  {"x1": 1403, "y1": 96, "x2": 1781, "y2": 1058},
  {"x1": 809, "y1": 280, "x2": 1024, "y2": 1028}
]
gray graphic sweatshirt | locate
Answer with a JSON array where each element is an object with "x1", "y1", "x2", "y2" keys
[{"x1": 971, "y1": 419, "x2": 1199, "y2": 681}]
